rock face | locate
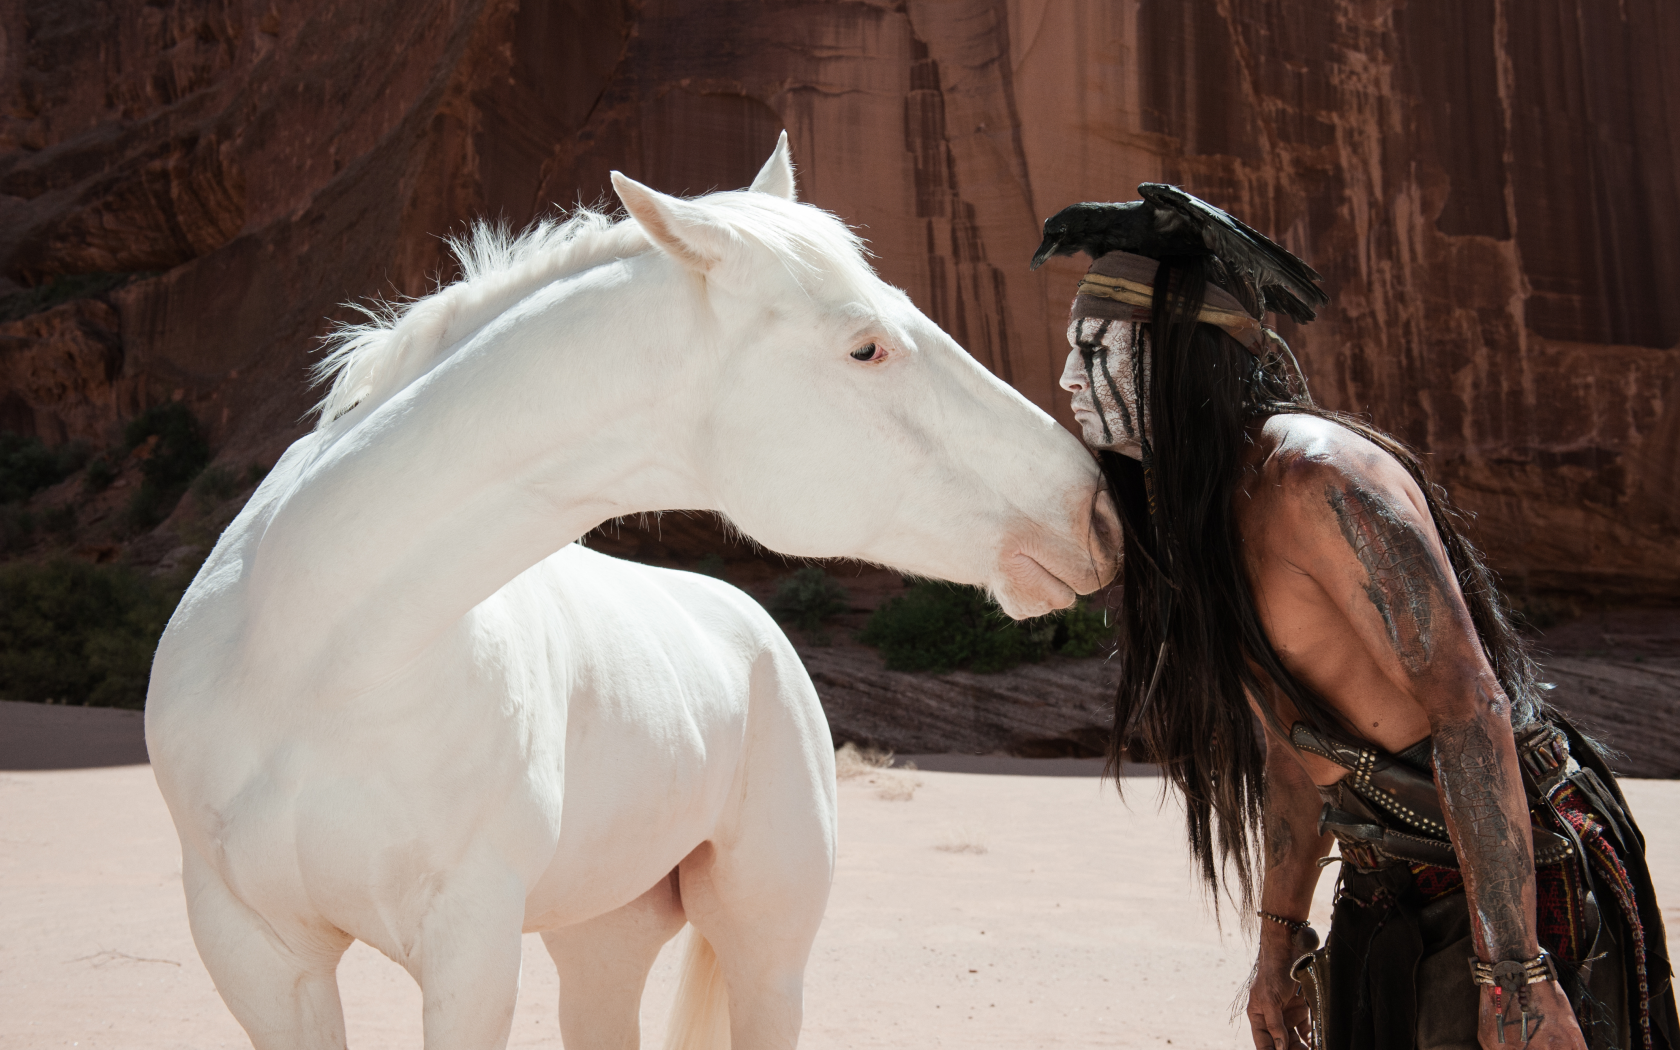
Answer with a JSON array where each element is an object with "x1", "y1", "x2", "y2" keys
[{"x1": 2, "y1": 0, "x2": 1678, "y2": 599}]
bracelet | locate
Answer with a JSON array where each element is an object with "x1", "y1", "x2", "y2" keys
[
  {"x1": 1468, "y1": 950, "x2": 1556, "y2": 988},
  {"x1": 1469, "y1": 951, "x2": 1556, "y2": 1043},
  {"x1": 1257, "y1": 910, "x2": 1309, "y2": 933}
]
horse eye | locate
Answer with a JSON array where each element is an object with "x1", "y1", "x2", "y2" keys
[{"x1": 850, "y1": 343, "x2": 880, "y2": 362}]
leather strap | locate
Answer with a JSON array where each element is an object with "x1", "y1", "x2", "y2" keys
[{"x1": 1295, "y1": 721, "x2": 1575, "y2": 870}]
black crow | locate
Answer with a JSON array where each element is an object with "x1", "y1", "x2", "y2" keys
[{"x1": 1029, "y1": 183, "x2": 1329, "y2": 323}]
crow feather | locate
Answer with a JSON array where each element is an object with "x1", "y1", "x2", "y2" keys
[{"x1": 1030, "y1": 184, "x2": 1328, "y2": 323}]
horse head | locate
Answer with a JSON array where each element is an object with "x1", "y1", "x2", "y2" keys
[{"x1": 612, "y1": 135, "x2": 1120, "y2": 618}]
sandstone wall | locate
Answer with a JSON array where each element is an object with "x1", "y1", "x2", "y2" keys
[{"x1": 2, "y1": 0, "x2": 1676, "y2": 598}]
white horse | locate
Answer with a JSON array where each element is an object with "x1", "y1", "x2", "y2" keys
[{"x1": 146, "y1": 134, "x2": 1119, "y2": 1050}]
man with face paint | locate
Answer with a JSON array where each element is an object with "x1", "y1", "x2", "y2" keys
[{"x1": 1042, "y1": 191, "x2": 1677, "y2": 1050}]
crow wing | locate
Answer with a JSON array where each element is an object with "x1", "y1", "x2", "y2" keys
[{"x1": 1138, "y1": 183, "x2": 1329, "y2": 323}]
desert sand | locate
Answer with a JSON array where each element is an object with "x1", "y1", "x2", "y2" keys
[{"x1": 3, "y1": 703, "x2": 1676, "y2": 1049}]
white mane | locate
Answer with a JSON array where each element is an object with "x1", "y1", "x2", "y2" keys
[
  {"x1": 312, "y1": 193, "x2": 875, "y2": 429},
  {"x1": 311, "y1": 209, "x2": 646, "y2": 428}
]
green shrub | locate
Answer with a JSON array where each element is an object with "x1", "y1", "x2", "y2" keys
[
  {"x1": 0, "y1": 559, "x2": 183, "y2": 708},
  {"x1": 125, "y1": 402, "x2": 209, "y2": 490},
  {"x1": 0, "y1": 432, "x2": 87, "y2": 504},
  {"x1": 82, "y1": 455, "x2": 116, "y2": 492},
  {"x1": 769, "y1": 567, "x2": 850, "y2": 642},
  {"x1": 119, "y1": 402, "x2": 210, "y2": 531},
  {"x1": 1053, "y1": 598, "x2": 1112, "y2": 658},
  {"x1": 858, "y1": 582, "x2": 1112, "y2": 674},
  {"x1": 124, "y1": 483, "x2": 168, "y2": 532},
  {"x1": 191, "y1": 464, "x2": 243, "y2": 504}
]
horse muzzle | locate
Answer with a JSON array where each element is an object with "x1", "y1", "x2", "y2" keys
[{"x1": 988, "y1": 486, "x2": 1121, "y2": 619}]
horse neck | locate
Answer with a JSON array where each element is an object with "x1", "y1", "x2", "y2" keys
[{"x1": 249, "y1": 256, "x2": 711, "y2": 693}]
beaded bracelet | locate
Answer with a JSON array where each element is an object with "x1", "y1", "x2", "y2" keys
[
  {"x1": 1469, "y1": 951, "x2": 1556, "y2": 988},
  {"x1": 1469, "y1": 951, "x2": 1556, "y2": 1043},
  {"x1": 1257, "y1": 910, "x2": 1310, "y2": 933}
]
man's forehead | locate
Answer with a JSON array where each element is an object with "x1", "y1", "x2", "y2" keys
[{"x1": 1066, "y1": 317, "x2": 1137, "y2": 346}]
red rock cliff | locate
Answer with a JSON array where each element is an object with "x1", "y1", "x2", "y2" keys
[{"x1": 3, "y1": 0, "x2": 1676, "y2": 598}]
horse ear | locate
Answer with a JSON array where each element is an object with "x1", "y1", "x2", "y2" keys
[
  {"x1": 610, "y1": 171, "x2": 731, "y2": 272},
  {"x1": 748, "y1": 131, "x2": 797, "y2": 201}
]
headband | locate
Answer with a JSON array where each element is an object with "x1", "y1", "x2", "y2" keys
[{"x1": 1070, "y1": 251, "x2": 1267, "y2": 351}]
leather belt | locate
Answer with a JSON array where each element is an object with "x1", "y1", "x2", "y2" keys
[{"x1": 1294, "y1": 721, "x2": 1576, "y2": 871}]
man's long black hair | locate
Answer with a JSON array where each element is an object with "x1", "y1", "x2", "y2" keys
[{"x1": 1097, "y1": 256, "x2": 1544, "y2": 911}]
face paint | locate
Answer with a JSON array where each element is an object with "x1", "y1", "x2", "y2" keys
[{"x1": 1060, "y1": 317, "x2": 1149, "y2": 459}]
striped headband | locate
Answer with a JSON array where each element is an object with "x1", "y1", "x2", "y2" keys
[{"x1": 1071, "y1": 251, "x2": 1267, "y2": 351}]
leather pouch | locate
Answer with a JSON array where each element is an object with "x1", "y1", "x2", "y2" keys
[{"x1": 1290, "y1": 945, "x2": 1331, "y2": 1050}]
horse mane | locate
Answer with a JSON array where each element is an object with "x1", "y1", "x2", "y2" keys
[
  {"x1": 311, "y1": 192, "x2": 874, "y2": 429},
  {"x1": 311, "y1": 208, "x2": 645, "y2": 427}
]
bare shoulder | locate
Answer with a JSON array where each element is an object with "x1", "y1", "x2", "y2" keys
[{"x1": 1243, "y1": 414, "x2": 1429, "y2": 526}]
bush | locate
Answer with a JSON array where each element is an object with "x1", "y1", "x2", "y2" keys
[
  {"x1": 1053, "y1": 598, "x2": 1112, "y2": 658},
  {"x1": 769, "y1": 567, "x2": 850, "y2": 642},
  {"x1": 124, "y1": 483, "x2": 168, "y2": 532},
  {"x1": 858, "y1": 582, "x2": 1112, "y2": 674},
  {"x1": 190, "y1": 464, "x2": 242, "y2": 504},
  {"x1": 120, "y1": 402, "x2": 210, "y2": 530},
  {"x1": 0, "y1": 560, "x2": 183, "y2": 708},
  {"x1": 126, "y1": 402, "x2": 209, "y2": 490},
  {"x1": 0, "y1": 431, "x2": 87, "y2": 504},
  {"x1": 82, "y1": 455, "x2": 116, "y2": 492}
]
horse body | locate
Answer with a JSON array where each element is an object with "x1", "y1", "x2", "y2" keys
[{"x1": 147, "y1": 137, "x2": 1116, "y2": 1049}]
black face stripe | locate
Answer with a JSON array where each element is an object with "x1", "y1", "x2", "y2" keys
[
  {"x1": 1075, "y1": 319, "x2": 1114, "y2": 444},
  {"x1": 1075, "y1": 318, "x2": 1137, "y2": 444},
  {"x1": 1095, "y1": 345, "x2": 1133, "y2": 439}
]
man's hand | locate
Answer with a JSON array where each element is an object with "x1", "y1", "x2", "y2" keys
[
  {"x1": 1246, "y1": 931, "x2": 1312, "y2": 1049},
  {"x1": 1478, "y1": 980, "x2": 1587, "y2": 1050}
]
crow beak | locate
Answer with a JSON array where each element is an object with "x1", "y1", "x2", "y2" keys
[{"x1": 1029, "y1": 236, "x2": 1061, "y2": 270}]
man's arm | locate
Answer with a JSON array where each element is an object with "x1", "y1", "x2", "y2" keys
[
  {"x1": 1316, "y1": 474, "x2": 1540, "y2": 962},
  {"x1": 1247, "y1": 726, "x2": 1332, "y2": 1050},
  {"x1": 1286, "y1": 452, "x2": 1584, "y2": 1048}
]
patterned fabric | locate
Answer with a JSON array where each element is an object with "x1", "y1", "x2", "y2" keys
[
  {"x1": 1408, "y1": 858, "x2": 1587, "y2": 962},
  {"x1": 1554, "y1": 782, "x2": 1656, "y2": 1050},
  {"x1": 1385, "y1": 781, "x2": 1656, "y2": 1049}
]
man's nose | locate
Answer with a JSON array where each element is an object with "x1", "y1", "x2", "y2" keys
[{"x1": 1058, "y1": 349, "x2": 1087, "y2": 393}]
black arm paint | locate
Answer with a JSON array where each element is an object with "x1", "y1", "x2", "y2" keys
[
  {"x1": 1434, "y1": 715, "x2": 1535, "y2": 959},
  {"x1": 1324, "y1": 483, "x2": 1451, "y2": 676},
  {"x1": 1266, "y1": 811, "x2": 1295, "y2": 869}
]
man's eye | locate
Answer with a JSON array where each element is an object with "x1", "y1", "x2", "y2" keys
[{"x1": 850, "y1": 343, "x2": 881, "y2": 362}]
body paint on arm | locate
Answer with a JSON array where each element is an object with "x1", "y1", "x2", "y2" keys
[
  {"x1": 1433, "y1": 712, "x2": 1536, "y2": 960},
  {"x1": 1323, "y1": 483, "x2": 1451, "y2": 676},
  {"x1": 1266, "y1": 811, "x2": 1295, "y2": 870}
]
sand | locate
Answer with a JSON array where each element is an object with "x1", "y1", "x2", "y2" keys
[{"x1": 3, "y1": 707, "x2": 1676, "y2": 1049}]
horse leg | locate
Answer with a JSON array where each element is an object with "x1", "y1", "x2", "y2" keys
[
  {"x1": 675, "y1": 657, "x2": 837, "y2": 1049},
  {"x1": 541, "y1": 870, "x2": 686, "y2": 1049},
  {"x1": 409, "y1": 866, "x2": 528, "y2": 1050},
  {"x1": 182, "y1": 851, "x2": 351, "y2": 1050}
]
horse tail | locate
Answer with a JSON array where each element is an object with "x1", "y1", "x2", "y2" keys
[{"x1": 661, "y1": 927, "x2": 730, "y2": 1050}]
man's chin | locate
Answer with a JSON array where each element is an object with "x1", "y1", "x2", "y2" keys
[{"x1": 1080, "y1": 429, "x2": 1144, "y2": 460}]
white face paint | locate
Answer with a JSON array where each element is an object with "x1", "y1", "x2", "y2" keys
[{"x1": 1058, "y1": 317, "x2": 1150, "y2": 460}]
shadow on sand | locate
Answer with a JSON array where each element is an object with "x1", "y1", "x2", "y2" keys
[{"x1": 0, "y1": 700, "x2": 149, "y2": 770}]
